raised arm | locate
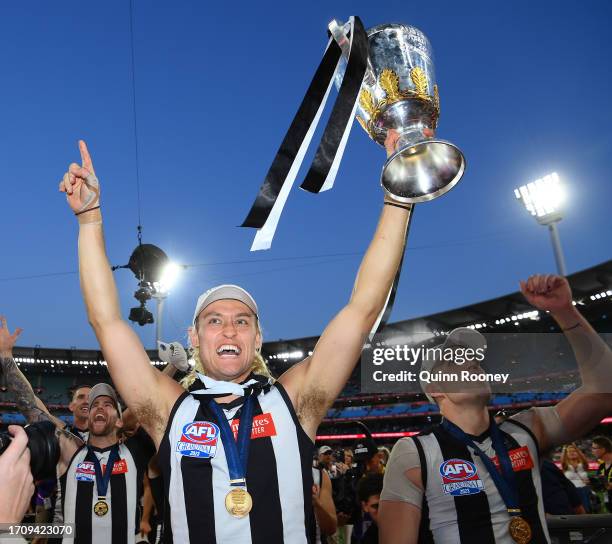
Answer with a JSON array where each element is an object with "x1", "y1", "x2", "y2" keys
[
  {"x1": 519, "y1": 275, "x2": 612, "y2": 451},
  {"x1": 0, "y1": 317, "x2": 83, "y2": 471},
  {"x1": 59, "y1": 141, "x2": 183, "y2": 446},
  {"x1": 280, "y1": 132, "x2": 411, "y2": 439},
  {"x1": 0, "y1": 317, "x2": 65, "y2": 428}
]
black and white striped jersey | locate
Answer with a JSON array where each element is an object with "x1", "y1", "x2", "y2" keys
[
  {"x1": 54, "y1": 426, "x2": 89, "y2": 527},
  {"x1": 413, "y1": 419, "x2": 550, "y2": 543},
  {"x1": 158, "y1": 382, "x2": 316, "y2": 543},
  {"x1": 59, "y1": 432, "x2": 153, "y2": 544}
]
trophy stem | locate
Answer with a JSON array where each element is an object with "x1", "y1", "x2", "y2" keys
[{"x1": 395, "y1": 129, "x2": 429, "y2": 153}]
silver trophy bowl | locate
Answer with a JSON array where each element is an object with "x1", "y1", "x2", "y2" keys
[{"x1": 332, "y1": 21, "x2": 465, "y2": 203}]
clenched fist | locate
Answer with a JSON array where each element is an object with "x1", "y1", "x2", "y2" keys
[{"x1": 520, "y1": 274, "x2": 573, "y2": 315}]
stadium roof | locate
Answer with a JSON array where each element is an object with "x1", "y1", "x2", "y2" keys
[
  {"x1": 12, "y1": 259, "x2": 612, "y2": 369},
  {"x1": 264, "y1": 258, "x2": 612, "y2": 363}
]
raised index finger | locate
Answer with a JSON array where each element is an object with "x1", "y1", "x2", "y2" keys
[{"x1": 79, "y1": 140, "x2": 96, "y2": 176}]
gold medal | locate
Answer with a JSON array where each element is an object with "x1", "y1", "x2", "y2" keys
[
  {"x1": 225, "y1": 487, "x2": 253, "y2": 518},
  {"x1": 94, "y1": 499, "x2": 109, "y2": 517},
  {"x1": 509, "y1": 516, "x2": 532, "y2": 544}
]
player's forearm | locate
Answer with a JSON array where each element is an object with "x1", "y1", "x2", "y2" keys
[
  {"x1": 349, "y1": 202, "x2": 411, "y2": 322},
  {"x1": 78, "y1": 211, "x2": 123, "y2": 329},
  {"x1": 553, "y1": 306, "x2": 612, "y2": 392},
  {"x1": 141, "y1": 477, "x2": 155, "y2": 521}
]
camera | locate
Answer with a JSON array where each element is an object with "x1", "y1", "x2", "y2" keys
[
  {"x1": 0, "y1": 420, "x2": 60, "y2": 480},
  {"x1": 333, "y1": 449, "x2": 345, "y2": 463},
  {"x1": 129, "y1": 302, "x2": 154, "y2": 326},
  {"x1": 129, "y1": 285, "x2": 154, "y2": 326}
]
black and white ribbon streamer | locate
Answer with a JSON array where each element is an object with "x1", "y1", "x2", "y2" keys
[
  {"x1": 300, "y1": 17, "x2": 368, "y2": 194},
  {"x1": 241, "y1": 16, "x2": 368, "y2": 251}
]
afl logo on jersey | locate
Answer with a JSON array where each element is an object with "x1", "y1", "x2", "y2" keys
[
  {"x1": 440, "y1": 459, "x2": 477, "y2": 480},
  {"x1": 75, "y1": 461, "x2": 95, "y2": 482},
  {"x1": 439, "y1": 459, "x2": 484, "y2": 496},
  {"x1": 176, "y1": 421, "x2": 220, "y2": 458}
]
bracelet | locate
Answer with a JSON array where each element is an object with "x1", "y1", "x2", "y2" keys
[
  {"x1": 384, "y1": 201, "x2": 412, "y2": 210},
  {"x1": 75, "y1": 205, "x2": 100, "y2": 216},
  {"x1": 562, "y1": 322, "x2": 581, "y2": 332}
]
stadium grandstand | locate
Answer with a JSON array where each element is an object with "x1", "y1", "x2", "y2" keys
[{"x1": 3, "y1": 259, "x2": 611, "y2": 449}]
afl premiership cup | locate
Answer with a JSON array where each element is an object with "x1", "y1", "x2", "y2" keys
[{"x1": 330, "y1": 20, "x2": 466, "y2": 203}]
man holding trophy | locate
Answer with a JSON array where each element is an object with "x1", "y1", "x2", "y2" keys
[
  {"x1": 60, "y1": 139, "x2": 408, "y2": 543},
  {"x1": 59, "y1": 16, "x2": 465, "y2": 544}
]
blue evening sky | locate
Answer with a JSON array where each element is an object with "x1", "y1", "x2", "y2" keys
[{"x1": 1, "y1": 0, "x2": 610, "y2": 349}]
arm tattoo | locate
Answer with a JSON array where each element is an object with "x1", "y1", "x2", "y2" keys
[
  {"x1": 55, "y1": 427, "x2": 85, "y2": 450},
  {"x1": 0, "y1": 355, "x2": 53, "y2": 424}
]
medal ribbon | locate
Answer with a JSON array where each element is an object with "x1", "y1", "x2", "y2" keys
[
  {"x1": 441, "y1": 418, "x2": 522, "y2": 516},
  {"x1": 208, "y1": 395, "x2": 255, "y2": 485},
  {"x1": 87, "y1": 444, "x2": 120, "y2": 499}
]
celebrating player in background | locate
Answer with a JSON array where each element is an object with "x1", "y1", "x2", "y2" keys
[
  {"x1": 379, "y1": 275, "x2": 612, "y2": 544},
  {"x1": 1, "y1": 318, "x2": 153, "y2": 543},
  {"x1": 59, "y1": 135, "x2": 410, "y2": 543},
  {"x1": 58, "y1": 383, "x2": 154, "y2": 543},
  {"x1": 66, "y1": 384, "x2": 92, "y2": 441}
]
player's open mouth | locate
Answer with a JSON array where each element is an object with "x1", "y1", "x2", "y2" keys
[{"x1": 216, "y1": 344, "x2": 241, "y2": 357}]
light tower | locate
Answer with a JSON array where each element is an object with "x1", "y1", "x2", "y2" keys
[
  {"x1": 152, "y1": 262, "x2": 181, "y2": 346},
  {"x1": 125, "y1": 244, "x2": 182, "y2": 345},
  {"x1": 514, "y1": 172, "x2": 567, "y2": 276}
]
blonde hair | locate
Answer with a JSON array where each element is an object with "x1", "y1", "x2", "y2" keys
[
  {"x1": 181, "y1": 319, "x2": 274, "y2": 389},
  {"x1": 378, "y1": 446, "x2": 391, "y2": 465},
  {"x1": 560, "y1": 443, "x2": 589, "y2": 472}
]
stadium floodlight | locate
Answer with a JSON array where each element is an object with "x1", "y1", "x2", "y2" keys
[
  {"x1": 515, "y1": 172, "x2": 567, "y2": 276},
  {"x1": 154, "y1": 262, "x2": 182, "y2": 295},
  {"x1": 514, "y1": 173, "x2": 565, "y2": 224},
  {"x1": 123, "y1": 243, "x2": 183, "y2": 346},
  {"x1": 151, "y1": 262, "x2": 183, "y2": 346}
]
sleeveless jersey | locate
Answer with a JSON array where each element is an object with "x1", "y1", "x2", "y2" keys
[
  {"x1": 59, "y1": 434, "x2": 152, "y2": 544},
  {"x1": 414, "y1": 419, "x2": 550, "y2": 543},
  {"x1": 53, "y1": 426, "x2": 89, "y2": 527},
  {"x1": 158, "y1": 382, "x2": 315, "y2": 543}
]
